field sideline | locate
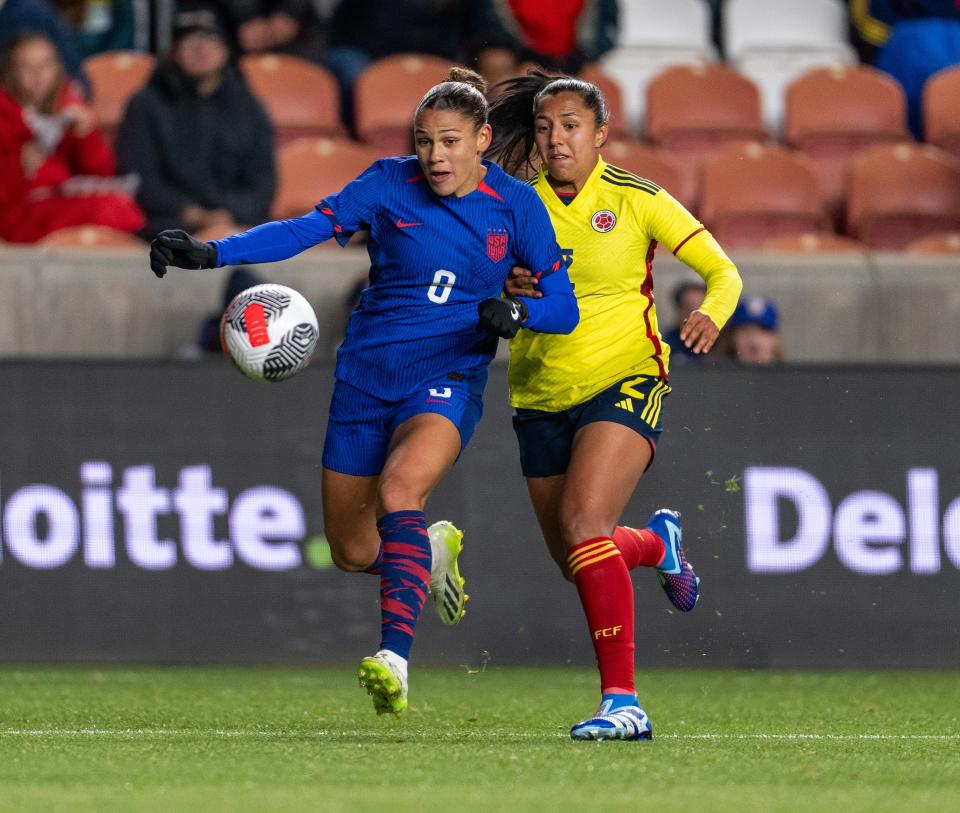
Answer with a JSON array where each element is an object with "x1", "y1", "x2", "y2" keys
[{"x1": 0, "y1": 666, "x2": 957, "y2": 812}]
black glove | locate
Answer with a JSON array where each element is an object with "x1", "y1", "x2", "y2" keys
[
  {"x1": 478, "y1": 297, "x2": 527, "y2": 339},
  {"x1": 149, "y1": 229, "x2": 218, "y2": 278}
]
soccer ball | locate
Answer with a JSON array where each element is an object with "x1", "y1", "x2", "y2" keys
[{"x1": 220, "y1": 283, "x2": 319, "y2": 382}]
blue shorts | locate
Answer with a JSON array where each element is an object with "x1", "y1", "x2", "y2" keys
[
  {"x1": 322, "y1": 373, "x2": 486, "y2": 476},
  {"x1": 512, "y1": 374, "x2": 671, "y2": 478}
]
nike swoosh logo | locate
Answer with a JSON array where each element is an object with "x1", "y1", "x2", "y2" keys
[{"x1": 396, "y1": 219, "x2": 422, "y2": 229}]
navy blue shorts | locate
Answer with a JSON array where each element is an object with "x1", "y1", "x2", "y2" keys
[
  {"x1": 322, "y1": 373, "x2": 486, "y2": 477},
  {"x1": 512, "y1": 375, "x2": 671, "y2": 478}
]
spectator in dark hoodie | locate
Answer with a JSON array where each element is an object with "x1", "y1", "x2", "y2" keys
[{"x1": 116, "y1": 5, "x2": 275, "y2": 238}]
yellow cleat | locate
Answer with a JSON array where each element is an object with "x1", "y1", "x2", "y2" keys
[
  {"x1": 358, "y1": 651, "x2": 408, "y2": 717},
  {"x1": 427, "y1": 521, "x2": 468, "y2": 626}
]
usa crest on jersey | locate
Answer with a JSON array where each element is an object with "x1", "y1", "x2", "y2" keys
[{"x1": 487, "y1": 228, "x2": 508, "y2": 262}]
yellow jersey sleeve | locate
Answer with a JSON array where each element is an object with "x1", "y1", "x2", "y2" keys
[{"x1": 644, "y1": 189, "x2": 742, "y2": 331}]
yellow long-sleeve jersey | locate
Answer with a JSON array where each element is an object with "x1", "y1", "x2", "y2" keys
[{"x1": 509, "y1": 157, "x2": 742, "y2": 412}]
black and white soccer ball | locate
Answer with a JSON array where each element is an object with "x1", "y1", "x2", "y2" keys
[{"x1": 220, "y1": 283, "x2": 319, "y2": 382}]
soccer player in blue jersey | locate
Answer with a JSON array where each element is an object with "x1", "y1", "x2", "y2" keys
[{"x1": 148, "y1": 67, "x2": 579, "y2": 717}]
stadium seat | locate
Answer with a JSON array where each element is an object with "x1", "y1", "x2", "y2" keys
[
  {"x1": 240, "y1": 54, "x2": 344, "y2": 145},
  {"x1": 600, "y1": 0, "x2": 717, "y2": 135},
  {"x1": 723, "y1": 0, "x2": 857, "y2": 134},
  {"x1": 353, "y1": 53, "x2": 452, "y2": 154},
  {"x1": 38, "y1": 225, "x2": 145, "y2": 248},
  {"x1": 761, "y1": 232, "x2": 868, "y2": 254},
  {"x1": 272, "y1": 137, "x2": 383, "y2": 221},
  {"x1": 645, "y1": 64, "x2": 766, "y2": 204},
  {"x1": 784, "y1": 66, "x2": 912, "y2": 219},
  {"x1": 699, "y1": 142, "x2": 828, "y2": 250},
  {"x1": 601, "y1": 140, "x2": 694, "y2": 211},
  {"x1": 846, "y1": 144, "x2": 960, "y2": 250},
  {"x1": 905, "y1": 231, "x2": 960, "y2": 254},
  {"x1": 577, "y1": 65, "x2": 629, "y2": 140},
  {"x1": 84, "y1": 50, "x2": 155, "y2": 143},
  {"x1": 923, "y1": 66, "x2": 960, "y2": 160}
]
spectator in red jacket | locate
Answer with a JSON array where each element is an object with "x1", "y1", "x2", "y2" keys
[{"x1": 0, "y1": 30, "x2": 144, "y2": 243}]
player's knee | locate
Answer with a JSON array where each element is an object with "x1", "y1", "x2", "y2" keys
[
  {"x1": 558, "y1": 506, "x2": 610, "y2": 550},
  {"x1": 377, "y1": 478, "x2": 426, "y2": 515},
  {"x1": 326, "y1": 535, "x2": 374, "y2": 573}
]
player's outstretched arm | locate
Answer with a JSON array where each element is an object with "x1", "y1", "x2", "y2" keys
[{"x1": 149, "y1": 210, "x2": 339, "y2": 277}]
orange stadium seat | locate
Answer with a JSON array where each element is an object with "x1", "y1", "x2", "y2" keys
[
  {"x1": 644, "y1": 64, "x2": 766, "y2": 204},
  {"x1": 240, "y1": 54, "x2": 344, "y2": 145},
  {"x1": 85, "y1": 50, "x2": 155, "y2": 142},
  {"x1": 905, "y1": 231, "x2": 960, "y2": 254},
  {"x1": 847, "y1": 144, "x2": 960, "y2": 250},
  {"x1": 600, "y1": 0, "x2": 718, "y2": 135},
  {"x1": 39, "y1": 225, "x2": 145, "y2": 248},
  {"x1": 723, "y1": 0, "x2": 856, "y2": 133},
  {"x1": 761, "y1": 232, "x2": 867, "y2": 253},
  {"x1": 784, "y1": 66, "x2": 911, "y2": 218},
  {"x1": 353, "y1": 53, "x2": 452, "y2": 154},
  {"x1": 601, "y1": 140, "x2": 693, "y2": 211},
  {"x1": 577, "y1": 65, "x2": 629, "y2": 140},
  {"x1": 923, "y1": 66, "x2": 960, "y2": 161},
  {"x1": 699, "y1": 142, "x2": 828, "y2": 250},
  {"x1": 272, "y1": 137, "x2": 383, "y2": 221}
]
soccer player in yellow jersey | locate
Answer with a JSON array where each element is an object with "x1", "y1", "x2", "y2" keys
[{"x1": 487, "y1": 71, "x2": 742, "y2": 741}]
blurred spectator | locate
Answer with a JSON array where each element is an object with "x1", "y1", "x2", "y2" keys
[
  {"x1": 116, "y1": 5, "x2": 275, "y2": 238},
  {"x1": 191, "y1": 265, "x2": 264, "y2": 355},
  {"x1": 474, "y1": 0, "x2": 619, "y2": 88},
  {"x1": 221, "y1": 0, "x2": 325, "y2": 58},
  {"x1": 0, "y1": 31, "x2": 144, "y2": 242},
  {"x1": 727, "y1": 295, "x2": 784, "y2": 365},
  {"x1": 50, "y1": 0, "x2": 136, "y2": 56},
  {"x1": 0, "y1": 0, "x2": 89, "y2": 93},
  {"x1": 848, "y1": 0, "x2": 960, "y2": 62},
  {"x1": 324, "y1": 0, "x2": 501, "y2": 131},
  {"x1": 663, "y1": 278, "x2": 708, "y2": 366},
  {"x1": 875, "y1": 17, "x2": 960, "y2": 138}
]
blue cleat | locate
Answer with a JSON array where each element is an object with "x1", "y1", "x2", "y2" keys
[
  {"x1": 646, "y1": 508, "x2": 700, "y2": 612},
  {"x1": 570, "y1": 693, "x2": 653, "y2": 741}
]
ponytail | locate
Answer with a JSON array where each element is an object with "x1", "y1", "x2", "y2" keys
[
  {"x1": 416, "y1": 66, "x2": 489, "y2": 131},
  {"x1": 486, "y1": 71, "x2": 557, "y2": 178}
]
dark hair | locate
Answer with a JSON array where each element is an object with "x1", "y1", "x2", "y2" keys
[
  {"x1": 415, "y1": 66, "x2": 489, "y2": 131},
  {"x1": 486, "y1": 69, "x2": 609, "y2": 177}
]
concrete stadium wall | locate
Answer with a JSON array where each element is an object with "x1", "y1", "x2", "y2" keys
[{"x1": 0, "y1": 245, "x2": 957, "y2": 362}]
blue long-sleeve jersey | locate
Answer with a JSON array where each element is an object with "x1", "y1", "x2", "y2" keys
[{"x1": 214, "y1": 157, "x2": 578, "y2": 401}]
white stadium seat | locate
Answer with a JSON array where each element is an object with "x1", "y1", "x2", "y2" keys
[
  {"x1": 601, "y1": 0, "x2": 717, "y2": 136},
  {"x1": 723, "y1": 0, "x2": 856, "y2": 134}
]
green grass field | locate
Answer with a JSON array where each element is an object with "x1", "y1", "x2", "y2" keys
[{"x1": 0, "y1": 666, "x2": 957, "y2": 812}]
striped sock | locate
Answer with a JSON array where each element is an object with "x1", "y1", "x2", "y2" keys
[
  {"x1": 568, "y1": 537, "x2": 635, "y2": 695},
  {"x1": 377, "y1": 510, "x2": 432, "y2": 661},
  {"x1": 611, "y1": 525, "x2": 666, "y2": 570}
]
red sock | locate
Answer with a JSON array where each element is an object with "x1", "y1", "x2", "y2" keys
[
  {"x1": 568, "y1": 537, "x2": 635, "y2": 695},
  {"x1": 611, "y1": 525, "x2": 665, "y2": 570}
]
